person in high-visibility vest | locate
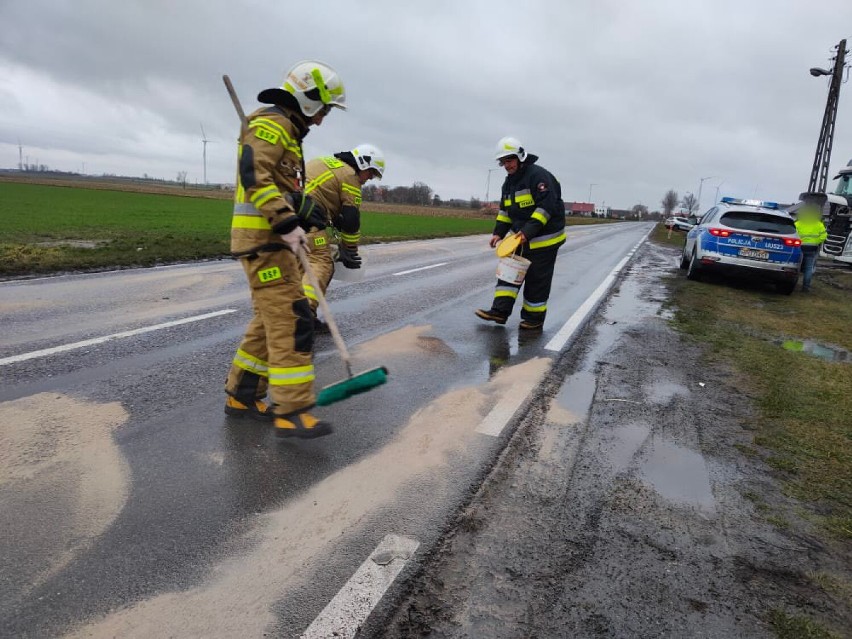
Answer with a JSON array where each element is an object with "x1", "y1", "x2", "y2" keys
[
  {"x1": 224, "y1": 61, "x2": 346, "y2": 439},
  {"x1": 794, "y1": 192, "x2": 828, "y2": 293}
]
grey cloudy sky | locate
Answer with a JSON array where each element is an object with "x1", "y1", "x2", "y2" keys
[{"x1": 1, "y1": 0, "x2": 851, "y2": 210}]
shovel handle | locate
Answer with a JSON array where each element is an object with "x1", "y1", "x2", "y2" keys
[{"x1": 297, "y1": 247, "x2": 353, "y2": 378}]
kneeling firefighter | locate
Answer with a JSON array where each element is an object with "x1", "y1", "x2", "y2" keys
[
  {"x1": 224, "y1": 60, "x2": 346, "y2": 439},
  {"x1": 301, "y1": 144, "x2": 385, "y2": 330},
  {"x1": 475, "y1": 137, "x2": 566, "y2": 330}
]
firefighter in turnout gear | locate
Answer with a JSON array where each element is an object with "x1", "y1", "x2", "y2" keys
[
  {"x1": 224, "y1": 60, "x2": 346, "y2": 439},
  {"x1": 476, "y1": 137, "x2": 566, "y2": 330},
  {"x1": 301, "y1": 144, "x2": 385, "y2": 331}
]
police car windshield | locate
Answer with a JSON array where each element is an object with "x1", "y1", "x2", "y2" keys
[
  {"x1": 720, "y1": 211, "x2": 796, "y2": 234},
  {"x1": 834, "y1": 174, "x2": 852, "y2": 197}
]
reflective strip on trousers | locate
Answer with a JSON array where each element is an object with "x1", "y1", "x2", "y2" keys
[
  {"x1": 233, "y1": 349, "x2": 269, "y2": 377},
  {"x1": 269, "y1": 364, "x2": 315, "y2": 386},
  {"x1": 495, "y1": 286, "x2": 519, "y2": 298},
  {"x1": 522, "y1": 299, "x2": 547, "y2": 313}
]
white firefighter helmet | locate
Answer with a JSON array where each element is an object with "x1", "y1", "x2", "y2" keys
[
  {"x1": 351, "y1": 143, "x2": 385, "y2": 179},
  {"x1": 494, "y1": 136, "x2": 527, "y2": 162},
  {"x1": 281, "y1": 60, "x2": 347, "y2": 117}
]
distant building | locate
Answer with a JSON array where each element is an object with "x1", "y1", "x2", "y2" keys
[
  {"x1": 566, "y1": 201, "x2": 595, "y2": 216},
  {"x1": 608, "y1": 209, "x2": 631, "y2": 220}
]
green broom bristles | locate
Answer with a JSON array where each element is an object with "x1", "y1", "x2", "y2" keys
[{"x1": 316, "y1": 366, "x2": 388, "y2": 406}]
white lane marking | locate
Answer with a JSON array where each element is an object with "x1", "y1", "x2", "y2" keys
[
  {"x1": 393, "y1": 262, "x2": 448, "y2": 276},
  {"x1": 301, "y1": 534, "x2": 420, "y2": 639},
  {"x1": 476, "y1": 377, "x2": 540, "y2": 437},
  {"x1": 0, "y1": 309, "x2": 238, "y2": 366},
  {"x1": 545, "y1": 231, "x2": 650, "y2": 353}
]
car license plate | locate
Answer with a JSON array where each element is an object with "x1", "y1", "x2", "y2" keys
[{"x1": 739, "y1": 247, "x2": 769, "y2": 260}]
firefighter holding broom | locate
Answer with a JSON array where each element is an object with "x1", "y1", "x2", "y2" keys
[
  {"x1": 223, "y1": 60, "x2": 346, "y2": 439},
  {"x1": 475, "y1": 137, "x2": 566, "y2": 330},
  {"x1": 302, "y1": 144, "x2": 385, "y2": 331}
]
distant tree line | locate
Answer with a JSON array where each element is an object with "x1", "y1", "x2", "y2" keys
[
  {"x1": 362, "y1": 182, "x2": 484, "y2": 209},
  {"x1": 660, "y1": 188, "x2": 700, "y2": 217}
]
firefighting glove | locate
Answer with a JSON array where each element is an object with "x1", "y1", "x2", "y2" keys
[
  {"x1": 337, "y1": 244, "x2": 362, "y2": 269},
  {"x1": 286, "y1": 192, "x2": 327, "y2": 231}
]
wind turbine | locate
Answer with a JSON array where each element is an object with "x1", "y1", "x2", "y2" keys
[{"x1": 200, "y1": 124, "x2": 211, "y2": 184}]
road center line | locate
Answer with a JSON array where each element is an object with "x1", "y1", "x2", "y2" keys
[
  {"x1": 0, "y1": 309, "x2": 238, "y2": 366},
  {"x1": 545, "y1": 232, "x2": 650, "y2": 353},
  {"x1": 300, "y1": 534, "x2": 420, "y2": 639},
  {"x1": 393, "y1": 262, "x2": 448, "y2": 276}
]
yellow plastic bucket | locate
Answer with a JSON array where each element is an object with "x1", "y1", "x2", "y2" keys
[{"x1": 496, "y1": 255, "x2": 531, "y2": 285}]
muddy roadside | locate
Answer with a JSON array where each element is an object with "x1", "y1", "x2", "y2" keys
[{"x1": 368, "y1": 241, "x2": 850, "y2": 638}]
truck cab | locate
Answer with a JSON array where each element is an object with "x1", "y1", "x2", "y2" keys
[{"x1": 824, "y1": 158, "x2": 852, "y2": 264}]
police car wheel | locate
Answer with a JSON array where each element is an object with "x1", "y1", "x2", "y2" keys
[
  {"x1": 679, "y1": 249, "x2": 689, "y2": 270},
  {"x1": 777, "y1": 280, "x2": 796, "y2": 296},
  {"x1": 686, "y1": 249, "x2": 702, "y2": 281}
]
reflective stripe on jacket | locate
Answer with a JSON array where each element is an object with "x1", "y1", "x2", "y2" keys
[
  {"x1": 230, "y1": 106, "x2": 307, "y2": 256},
  {"x1": 494, "y1": 155, "x2": 566, "y2": 253},
  {"x1": 304, "y1": 156, "x2": 362, "y2": 248}
]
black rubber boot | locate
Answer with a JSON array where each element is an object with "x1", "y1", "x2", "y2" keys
[
  {"x1": 475, "y1": 308, "x2": 508, "y2": 325},
  {"x1": 274, "y1": 410, "x2": 333, "y2": 439},
  {"x1": 224, "y1": 396, "x2": 274, "y2": 421}
]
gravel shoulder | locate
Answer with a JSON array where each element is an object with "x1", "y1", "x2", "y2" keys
[{"x1": 371, "y1": 242, "x2": 850, "y2": 639}]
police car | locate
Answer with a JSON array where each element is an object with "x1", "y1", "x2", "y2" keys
[{"x1": 680, "y1": 197, "x2": 802, "y2": 294}]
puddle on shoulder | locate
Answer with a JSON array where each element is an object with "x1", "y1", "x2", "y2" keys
[
  {"x1": 777, "y1": 339, "x2": 850, "y2": 363},
  {"x1": 640, "y1": 438, "x2": 716, "y2": 514}
]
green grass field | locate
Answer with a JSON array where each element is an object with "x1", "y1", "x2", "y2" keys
[
  {"x1": 0, "y1": 181, "x2": 495, "y2": 276},
  {"x1": 650, "y1": 224, "x2": 852, "y2": 541}
]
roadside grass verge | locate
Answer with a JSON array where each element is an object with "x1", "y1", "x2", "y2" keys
[
  {"x1": 0, "y1": 182, "x2": 492, "y2": 276},
  {"x1": 652, "y1": 220, "x2": 691, "y2": 249},
  {"x1": 1, "y1": 180, "x2": 624, "y2": 277},
  {"x1": 652, "y1": 224, "x2": 852, "y2": 540}
]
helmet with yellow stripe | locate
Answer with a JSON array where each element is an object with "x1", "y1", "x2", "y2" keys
[
  {"x1": 494, "y1": 136, "x2": 527, "y2": 162},
  {"x1": 258, "y1": 60, "x2": 346, "y2": 118},
  {"x1": 351, "y1": 143, "x2": 385, "y2": 179}
]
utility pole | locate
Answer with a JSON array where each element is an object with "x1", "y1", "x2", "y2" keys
[
  {"x1": 808, "y1": 39, "x2": 848, "y2": 193},
  {"x1": 484, "y1": 168, "x2": 497, "y2": 204},
  {"x1": 714, "y1": 181, "x2": 724, "y2": 204},
  {"x1": 200, "y1": 124, "x2": 210, "y2": 185},
  {"x1": 696, "y1": 176, "x2": 715, "y2": 213},
  {"x1": 588, "y1": 183, "x2": 597, "y2": 203},
  {"x1": 17, "y1": 139, "x2": 22, "y2": 171}
]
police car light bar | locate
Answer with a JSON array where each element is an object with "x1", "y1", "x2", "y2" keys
[{"x1": 720, "y1": 197, "x2": 779, "y2": 209}]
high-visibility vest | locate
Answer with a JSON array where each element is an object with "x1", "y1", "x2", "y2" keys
[{"x1": 795, "y1": 218, "x2": 827, "y2": 246}]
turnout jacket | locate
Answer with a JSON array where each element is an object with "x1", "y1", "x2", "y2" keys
[
  {"x1": 230, "y1": 106, "x2": 309, "y2": 256},
  {"x1": 493, "y1": 155, "x2": 566, "y2": 252},
  {"x1": 303, "y1": 155, "x2": 363, "y2": 249}
]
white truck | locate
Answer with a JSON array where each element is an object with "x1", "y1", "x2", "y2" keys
[{"x1": 824, "y1": 157, "x2": 852, "y2": 264}]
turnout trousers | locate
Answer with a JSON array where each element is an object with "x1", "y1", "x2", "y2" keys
[
  {"x1": 225, "y1": 249, "x2": 316, "y2": 416},
  {"x1": 301, "y1": 229, "x2": 335, "y2": 313},
  {"x1": 490, "y1": 246, "x2": 560, "y2": 323}
]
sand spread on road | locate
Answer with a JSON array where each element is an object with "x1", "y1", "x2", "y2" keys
[
  {"x1": 64, "y1": 356, "x2": 550, "y2": 638},
  {"x1": 0, "y1": 393, "x2": 129, "y2": 594}
]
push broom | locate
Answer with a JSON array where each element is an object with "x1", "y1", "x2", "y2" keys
[{"x1": 222, "y1": 75, "x2": 388, "y2": 406}]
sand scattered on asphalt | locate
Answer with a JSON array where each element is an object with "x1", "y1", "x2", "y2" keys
[
  {"x1": 65, "y1": 357, "x2": 551, "y2": 639},
  {"x1": 0, "y1": 393, "x2": 129, "y2": 592}
]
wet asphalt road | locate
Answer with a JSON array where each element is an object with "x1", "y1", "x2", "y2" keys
[{"x1": 0, "y1": 223, "x2": 651, "y2": 637}]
